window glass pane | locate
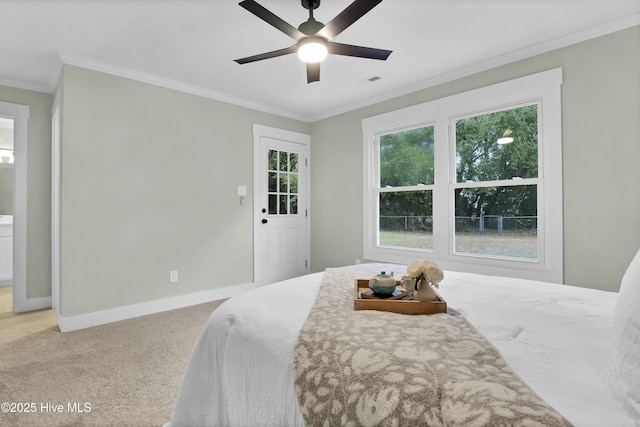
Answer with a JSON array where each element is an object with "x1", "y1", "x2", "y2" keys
[
  {"x1": 380, "y1": 126, "x2": 435, "y2": 187},
  {"x1": 454, "y1": 185, "x2": 537, "y2": 259},
  {"x1": 268, "y1": 194, "x2": 277, "y2": 215},
  {"x1": 290, "y1": 174, "x2": 298, "y2": 194},
  {"x1": 279, "y1": 151, "x2": 289, "y2": 171},
  {"x1": 290, "y1": 153, "x2": 299, "y2": 172},
  {"x1": 290, "y1": 195, "x2": 298, "y2": 215},
  {"x1": 268, "y1": 150, "x2": 278, "y2": 171},
  {"x1": 455, "y1": 105, "x2": 538, "y2": 182},
  {"x1": 379, "y1": 190, "x2": 433, "y2": 250},
  {"x1": 279, "y1": 195, "x2": 288, "y2": 214}
]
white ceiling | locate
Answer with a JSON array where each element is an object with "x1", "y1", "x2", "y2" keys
[{"x1": 1, "y1": 0, "x2": 639, "y2": 122}]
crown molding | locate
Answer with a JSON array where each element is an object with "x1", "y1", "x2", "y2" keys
[
  {"x1": 57, "y1": 54, "x2": 312, "y2": 122},
  {"x1": 310, "y1": 14, "x2": 640, "y2": 122},
  {"x1": 19, "y1": 13, "x2": 639, "y2": 123},
  {"x1": 0, "y1": 76, "x2": 51, "y2": 94}
]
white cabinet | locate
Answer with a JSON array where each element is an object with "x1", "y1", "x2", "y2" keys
[{"x1": 0, "y1": 216, "x2": 13, "y2": 282}]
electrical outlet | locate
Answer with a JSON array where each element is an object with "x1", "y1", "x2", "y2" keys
[{"x1": 170, "y1": 270, "x2": 178, "y2": 283}]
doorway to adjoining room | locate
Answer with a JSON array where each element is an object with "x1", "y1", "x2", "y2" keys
[{"x1": 0, "y1": 116, "x2": 13, "y2": 313}]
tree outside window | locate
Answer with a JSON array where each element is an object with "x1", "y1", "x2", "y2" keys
[{"x1": 378, "y1": 126, "x2": 434, "y2": 250}]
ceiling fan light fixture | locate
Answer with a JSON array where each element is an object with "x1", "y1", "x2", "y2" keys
[
  {"x1": 297, "y1": 37, "x2": 328, "y2": 63},
  {"x1": 235, "y1": 0, "x2": 392, "y2": 82}
]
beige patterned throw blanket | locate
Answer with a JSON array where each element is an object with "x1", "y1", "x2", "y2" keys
[{"x1": 293, "y1": 265, "x2": 573, "y2": 427}]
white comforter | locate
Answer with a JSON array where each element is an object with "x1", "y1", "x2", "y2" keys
[{"x1": 168, "y1": 264, "x2": 635, "y2": 427}]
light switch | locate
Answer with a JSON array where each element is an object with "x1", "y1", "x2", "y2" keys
[{"x1": 238, "y1": 185, "x2": 247, "y2": 196}]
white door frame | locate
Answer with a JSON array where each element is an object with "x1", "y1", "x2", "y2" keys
[
  {"x1": 252, "y1": 123, "x2": 310, "y2": 285},
  {"x1": 51, "y1": 92, "x2": 61, "y2": 310}
]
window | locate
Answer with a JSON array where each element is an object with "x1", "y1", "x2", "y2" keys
[
  {"x1": 453, "y1": 104, "x2": 538, "y2": 260},
  {"x1": 363, "y1": 69, "x2": 563, "y2": 282},
  {"x1": 379, "y1": 126, "x2": 435, "y2": 250}
]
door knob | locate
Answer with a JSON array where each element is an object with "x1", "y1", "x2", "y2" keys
[{"x1": 261, "y1": 219, "x2": 268, "y2": 224}]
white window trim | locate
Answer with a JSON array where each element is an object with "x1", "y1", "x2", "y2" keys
[{"x1": 363, "y1": 68, "x2": 563, "y2": 283}]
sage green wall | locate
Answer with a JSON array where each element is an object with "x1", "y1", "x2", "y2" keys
[
  {"x1": 0, "y1": 85, "x2": 52, "y2": 299},
  {"x1": 0, "y1": 164, "x2": 13, "y2": 215},
  {"x1": 310, "y1": 26, "x2": 640, "y2": 292},
  {"x1": 13, "y1": 26, "x2": 640, "y2": 318},
  {"x1": 59, "y1": 65, "x2": 309, "y2": 316}
]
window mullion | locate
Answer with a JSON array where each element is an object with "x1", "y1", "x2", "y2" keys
[
  {"x1": 452, "y1": 177, "x2": 539, "y2": 189},
  {"x1": 378, "y1": 184, "x2": 435, "y2": 193},
  {"x1": 433, "y1": 116, "x2": 451, "y2": 259}
]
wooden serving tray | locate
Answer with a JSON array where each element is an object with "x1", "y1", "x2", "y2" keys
[{"x1": 354, "y1": 279, "x2": 447, "y2": 315}]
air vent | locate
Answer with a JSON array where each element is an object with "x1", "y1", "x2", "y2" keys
[{"x1": 356, "y1": 75, "x2": 382, "y2": 86}]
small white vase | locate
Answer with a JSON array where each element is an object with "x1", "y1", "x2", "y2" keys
[{"x1": 414, "y1": 278, "x2": 438, "y2": 302}]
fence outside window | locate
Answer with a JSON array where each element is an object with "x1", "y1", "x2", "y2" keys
[{"x1": 380, "y1": 215, "x2": 537, "y2": 234}]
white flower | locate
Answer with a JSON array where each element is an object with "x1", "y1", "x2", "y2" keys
[
  {"x1": 406, "y1": 260, "x2": 444, "y2": 287},
  {"x1": 406, "y1": 262, "x2": 423, "y2": 278}
]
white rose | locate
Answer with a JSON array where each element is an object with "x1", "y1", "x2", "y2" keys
[
  {"x1": 423, "y1": 261, "x2": 443, "y2": 285},
  {"x1": 406, "y1": 260, "x2": 443, "y2": 287},
  {"x1": 407, "y1": 261, "x2": 423, "y2": 277}
]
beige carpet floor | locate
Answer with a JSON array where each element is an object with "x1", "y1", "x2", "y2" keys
[{"x1": 0, "y1": 300, "x2": 224, "y2": 427}]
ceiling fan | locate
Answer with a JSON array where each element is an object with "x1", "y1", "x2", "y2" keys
[{"x1": 234, "y1": 0, "x2": 392, "y2": 83}]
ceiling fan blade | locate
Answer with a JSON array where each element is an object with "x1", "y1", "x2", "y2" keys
[
  {"x1": 327, "y1": 42, "x2": 391, "y2": 60},
  {"x1": 234, "y1": 45, "x2": 298, "y2": 64},
  {"x1": 316, "y1": 0, "x2": 383, "y2": 39},
  {"x1": 239, "y1": 0, "x2": 305, "y2": 41},
  {"x1": 306, "y1": 63, "x2": 320, "y2": 83}
]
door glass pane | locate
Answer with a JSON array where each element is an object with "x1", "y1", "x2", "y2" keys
[
  {"x1": 268, "y1": 172, "x2": 277, "y2": 192},
  {"x1": 268, "y1": 150, "x2": 278, "y2": 171},
  {"x1": 380, "y1": 126, "x2": 435, "y2": 187},
  {"x1": 379, "y1": 190, "x2": 433, "y2": 250},
  {"x1": 454, "y1": 185, "x2": 537, "y2": 259},
  {"x1": 279, "y1": 151, "x2": 289, "y2": 171},
  {"x1": 279, "y1": 173, "x2": 288, "y2": 193},
  {"x1": 279, "y1": 195, "x2": 288, "y2": 214},
  {"x1": 290, "y1": 153, "x2": 299, "y2": 172},
  {"x1": 290, "y1": 174, "x2": 298, "y2": 194},
  {"x1": 268, "y1": 194, "x2": 277, "y2": 215},
  {"x1": 290, "y1": 195, "x2": 298, "y2": 214},
  {"x1": 455, "y1": 105, "x2": 538, "y2": 182}
]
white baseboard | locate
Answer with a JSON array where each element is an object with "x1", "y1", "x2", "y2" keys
[{"x1": 57, "y1": 282, "x2": 258, "y2": 332}]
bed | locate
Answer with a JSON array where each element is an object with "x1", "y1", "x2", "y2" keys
[{"x1": 167, "y1": 250, "x2": 640, "y2": 427}]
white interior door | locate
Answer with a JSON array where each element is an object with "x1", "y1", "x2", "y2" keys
[{"x1": 253, "y1": 124, "x2": 309, "y2": 286}]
